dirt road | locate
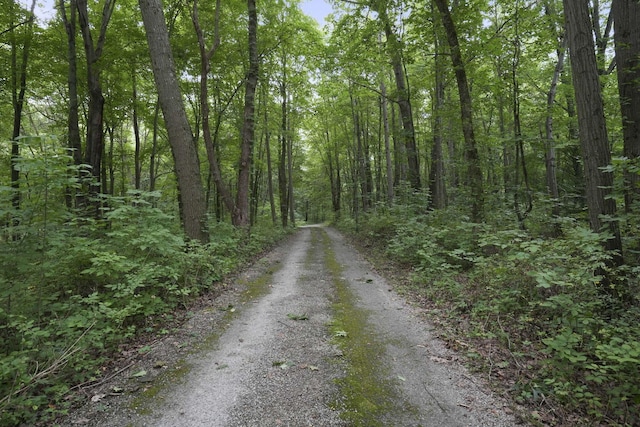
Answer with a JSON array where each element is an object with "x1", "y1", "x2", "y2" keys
[{"x1": 61, "y1": 226, "x2": 518, "y2": 426}]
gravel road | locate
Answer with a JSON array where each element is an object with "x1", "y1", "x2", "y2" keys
[{"x1": 59, "y1": 226, "x2": 519, "y2": 427}]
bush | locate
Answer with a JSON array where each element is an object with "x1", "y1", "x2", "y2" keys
[{"x1": 351, "y1": 208, "x2": 640, "y2": 425}]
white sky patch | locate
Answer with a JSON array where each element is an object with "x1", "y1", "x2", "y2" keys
[{"x1": 299, "y1": 0, "x2": 333, "y2": 27}]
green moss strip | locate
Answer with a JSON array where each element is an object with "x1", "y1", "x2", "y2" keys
[{"x1": 320, "y1": 230, "x2": 404, "y2": 426}]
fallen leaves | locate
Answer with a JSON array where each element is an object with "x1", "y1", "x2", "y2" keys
[{"x1": 130, "y1": 370, "x2": 147, "y2": 378}]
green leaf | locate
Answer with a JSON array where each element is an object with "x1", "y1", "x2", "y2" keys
[{"x1": 287, "y1": 313, "x2": 309, "y2": 321}]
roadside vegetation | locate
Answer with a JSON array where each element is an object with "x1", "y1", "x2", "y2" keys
[
  {"x1": 0, "y1": 142, "x2": 290, "y2": 426},
  {"x1": 337, "y1": 194, "x2": 640, "y2": 426}
]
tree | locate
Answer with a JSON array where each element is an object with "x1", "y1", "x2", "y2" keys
[
  {"x1": 236, "y1": 0, "x2": 259, "y2": 227},
  {"x1": 563, "y1": 0, "x2": 622, "y2": 263},
  {"x1": 76, "y1": 0, "x2": 113, "y2": 199},
  {"x1": 612, "y1": 0, "x2": 640, "y2": 212},
  {"x1": 433, "y1": 0, "x2": 484, "y2": 222},
  {"x1": 138, "y1": 0, "x2": 209, "y2": 242},
  {"x1": 58, "y1": 0, "x2": 82, "y2": 170},
  {"x1": 371, "y1": 0, "x2": 421, "y2": 191},
  {"x1": 428, "y1": 22, "x2": 447, "y2": 210},
  {"x1": 9, "y1": 0, "x2": 36, "y2": 219}
]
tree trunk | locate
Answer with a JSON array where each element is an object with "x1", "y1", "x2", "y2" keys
[
  {"x1": 279, "y1": 80, "x2": 289, "y2": 228},
  {"x1": 545, "y1": 34, "x2": 566, "y2": 223},
  {"x1": 429, "y1": 31, "x2": 447, "y2": 210},
  {"x1": 511, "y1": 8, "x2": 532, "y2": 229},
  {"x1": 132, "y1": 72, "x2": 142, "y2": 190},
  {"x1": 434, "y1": 0, "x2": 484, "y2": 222},
  {"x1": 77, "y1": 0, "x2": 113, "y2": 200},
  {"x1": 59, "y1": 0, "x2": 83, "y2": 168},
  {"x1": 612, "y1": 0, "x2": 640, "y2": 212},
  {"x1": 149, "y1": 99, "x2": 160, "y2": 193},
  {"x1": 192, "y1": 0, "x2": 236, "y2": 223},
  {"x1": 264, "y1": 94, "x2": 277, "y2": 226},
  {"x1": 235, "y1": 0, "x2": 259, "y2": 227},
  {"x1": 563, "y1": 0, "x2": 623, "y2": 263},
  {"x1": 287, "y1": 115, "x2": 296, "y2": 227},
  {"x1": 380, "y1": 82, "x2": 394, "y2": 205},
  {"x1": 10, "y1": 0, "x2": 36, "y2": 219},
  {"x1": 106, "y1": 125, "x2": 115, "y2": 195},
  {"x1": 139, "y1": 0, "x2": 209, "y2": 242},
  {"x1": 376, "y1": 8, "x2": 420, "y2": 190}
]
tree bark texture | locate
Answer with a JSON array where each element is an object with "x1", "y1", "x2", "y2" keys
[
  {"x1": 563, "y1": 0, "x2": 622, "y2": 260},
  {"x1": 545, "y1": 34, "x2": 566, "y2": 221},
  {"x1": 612, "y1": 0, "x2": 640, "y2": 212},
  {"x1": 380, "y1": 82, "x2": 395, "y2": 205},
  {"x1": 236, "y1": 0, "x2": 259, "y2": 227},
  {"x1": 429, "y1": 32, "x2": 447, "y2": 210},
  {"x1": 139, "y1": 0, "x2": 209, "y2": 242},
  {"x1": 279, "y1": 80, "x2": 289, "y2": 228},
  {"x1": 434, "y1": 0, "x2": 484, "y2": 222},
  {"x1": 59, "y1": 0, "x2": 83, "y2": 168},
  {"x1": 378, "y1": 10, "x2": 421, "y2": 190},
  {"x1": 10, "y1": 0, "x2": 36, "y2": 216},
  {"x1": 77, "y1": 0, "x2": 113, "y2": 193}
]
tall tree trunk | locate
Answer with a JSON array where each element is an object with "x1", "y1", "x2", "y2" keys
[
  {"x1": 106, "y1": 125, "x2": 115, "y2": 195},
  {"x1": 380, "y1": 82, "x2": 394, "y2": 205},
  {"x1": 77, "y1": 0, "x2": 113, "y2": 201},
  {"x1": 139, "y1": 0, "x2": 209, "y2": 242},
  {"x1": 287, "y1": 112, "x2": 296, "y2": 227},
  {"x1": 149, "y1": 99, "x2": 160, "y2": 193},
  {"x1": 612, "y1": 0, "x2": 640, "y2": 212},
  {"x1": 59, "y1": 0, "x2": 83, "y2": 168},
  {"x1": 235, "y1": 0, "x2": 259, "y2": 227},
  {"x1": 278, "y1": 80, "x2": 289, "y2": 228},
  {"x1": 250, "y1": 134, "x2": 263, "y2": 226},
  {"x1": 429, "y1": 30, "x2": 447, "y2": 210},
  {"x1": 10, "y1": 0, "x2": 36, "y2": 219},
  {"x1": 434, "y1": 0, "x2": 484, "y2": 222},
  {"x1": 334, "y1": 137, "x2": 342, "y2": 217},
  {"x1": 132, "y1": 72, "x2": 142, "y2": 190},
  {"x1": 563, "y1": 0, "x2": 623, "y2": 265},
  {"x1": 351, "y1": 94, "x2": 369, "y2": 212},
  {"x1": 192, "y1": 0, "x2": 236, "y2": 222},
  {"x1": 375, "y1": 6, "x2": 420, "y2": 190},
  {"x1": 264, "y1": 93, "x2": 277, "y2": 226},
  {"x1": 545, "y1": 35, "x2": 566, "y2": 223},
  {"x1": 511, "y1": 6, "x2": 532, "y2": 229}
]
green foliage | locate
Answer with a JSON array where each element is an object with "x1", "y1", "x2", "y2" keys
[
  {"x1": 0, "y1": 143, "x2": 291, "y2": 424},
  {"x1": 346, "y1": 208, "x2": 640, "y2": 425}
]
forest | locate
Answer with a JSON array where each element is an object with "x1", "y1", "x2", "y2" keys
[{"x1": 1, "y1": 0, "x2": 639, "y2": 425}]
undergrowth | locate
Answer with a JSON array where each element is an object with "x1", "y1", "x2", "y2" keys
[
  {"x1": 0, "y1": 154, "x2": 290, "y2": 427},
  {"x1": 337, "y1": 205, "x2": 640, "y2": 426}
]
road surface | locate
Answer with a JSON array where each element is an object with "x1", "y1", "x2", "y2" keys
[{"x1": 61, "y1": 226, "x2": 518, "y2": 427}]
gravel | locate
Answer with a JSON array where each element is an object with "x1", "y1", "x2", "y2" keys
[{"x1": 57, "y1": 226, "x2": 521, "y2": 427}]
